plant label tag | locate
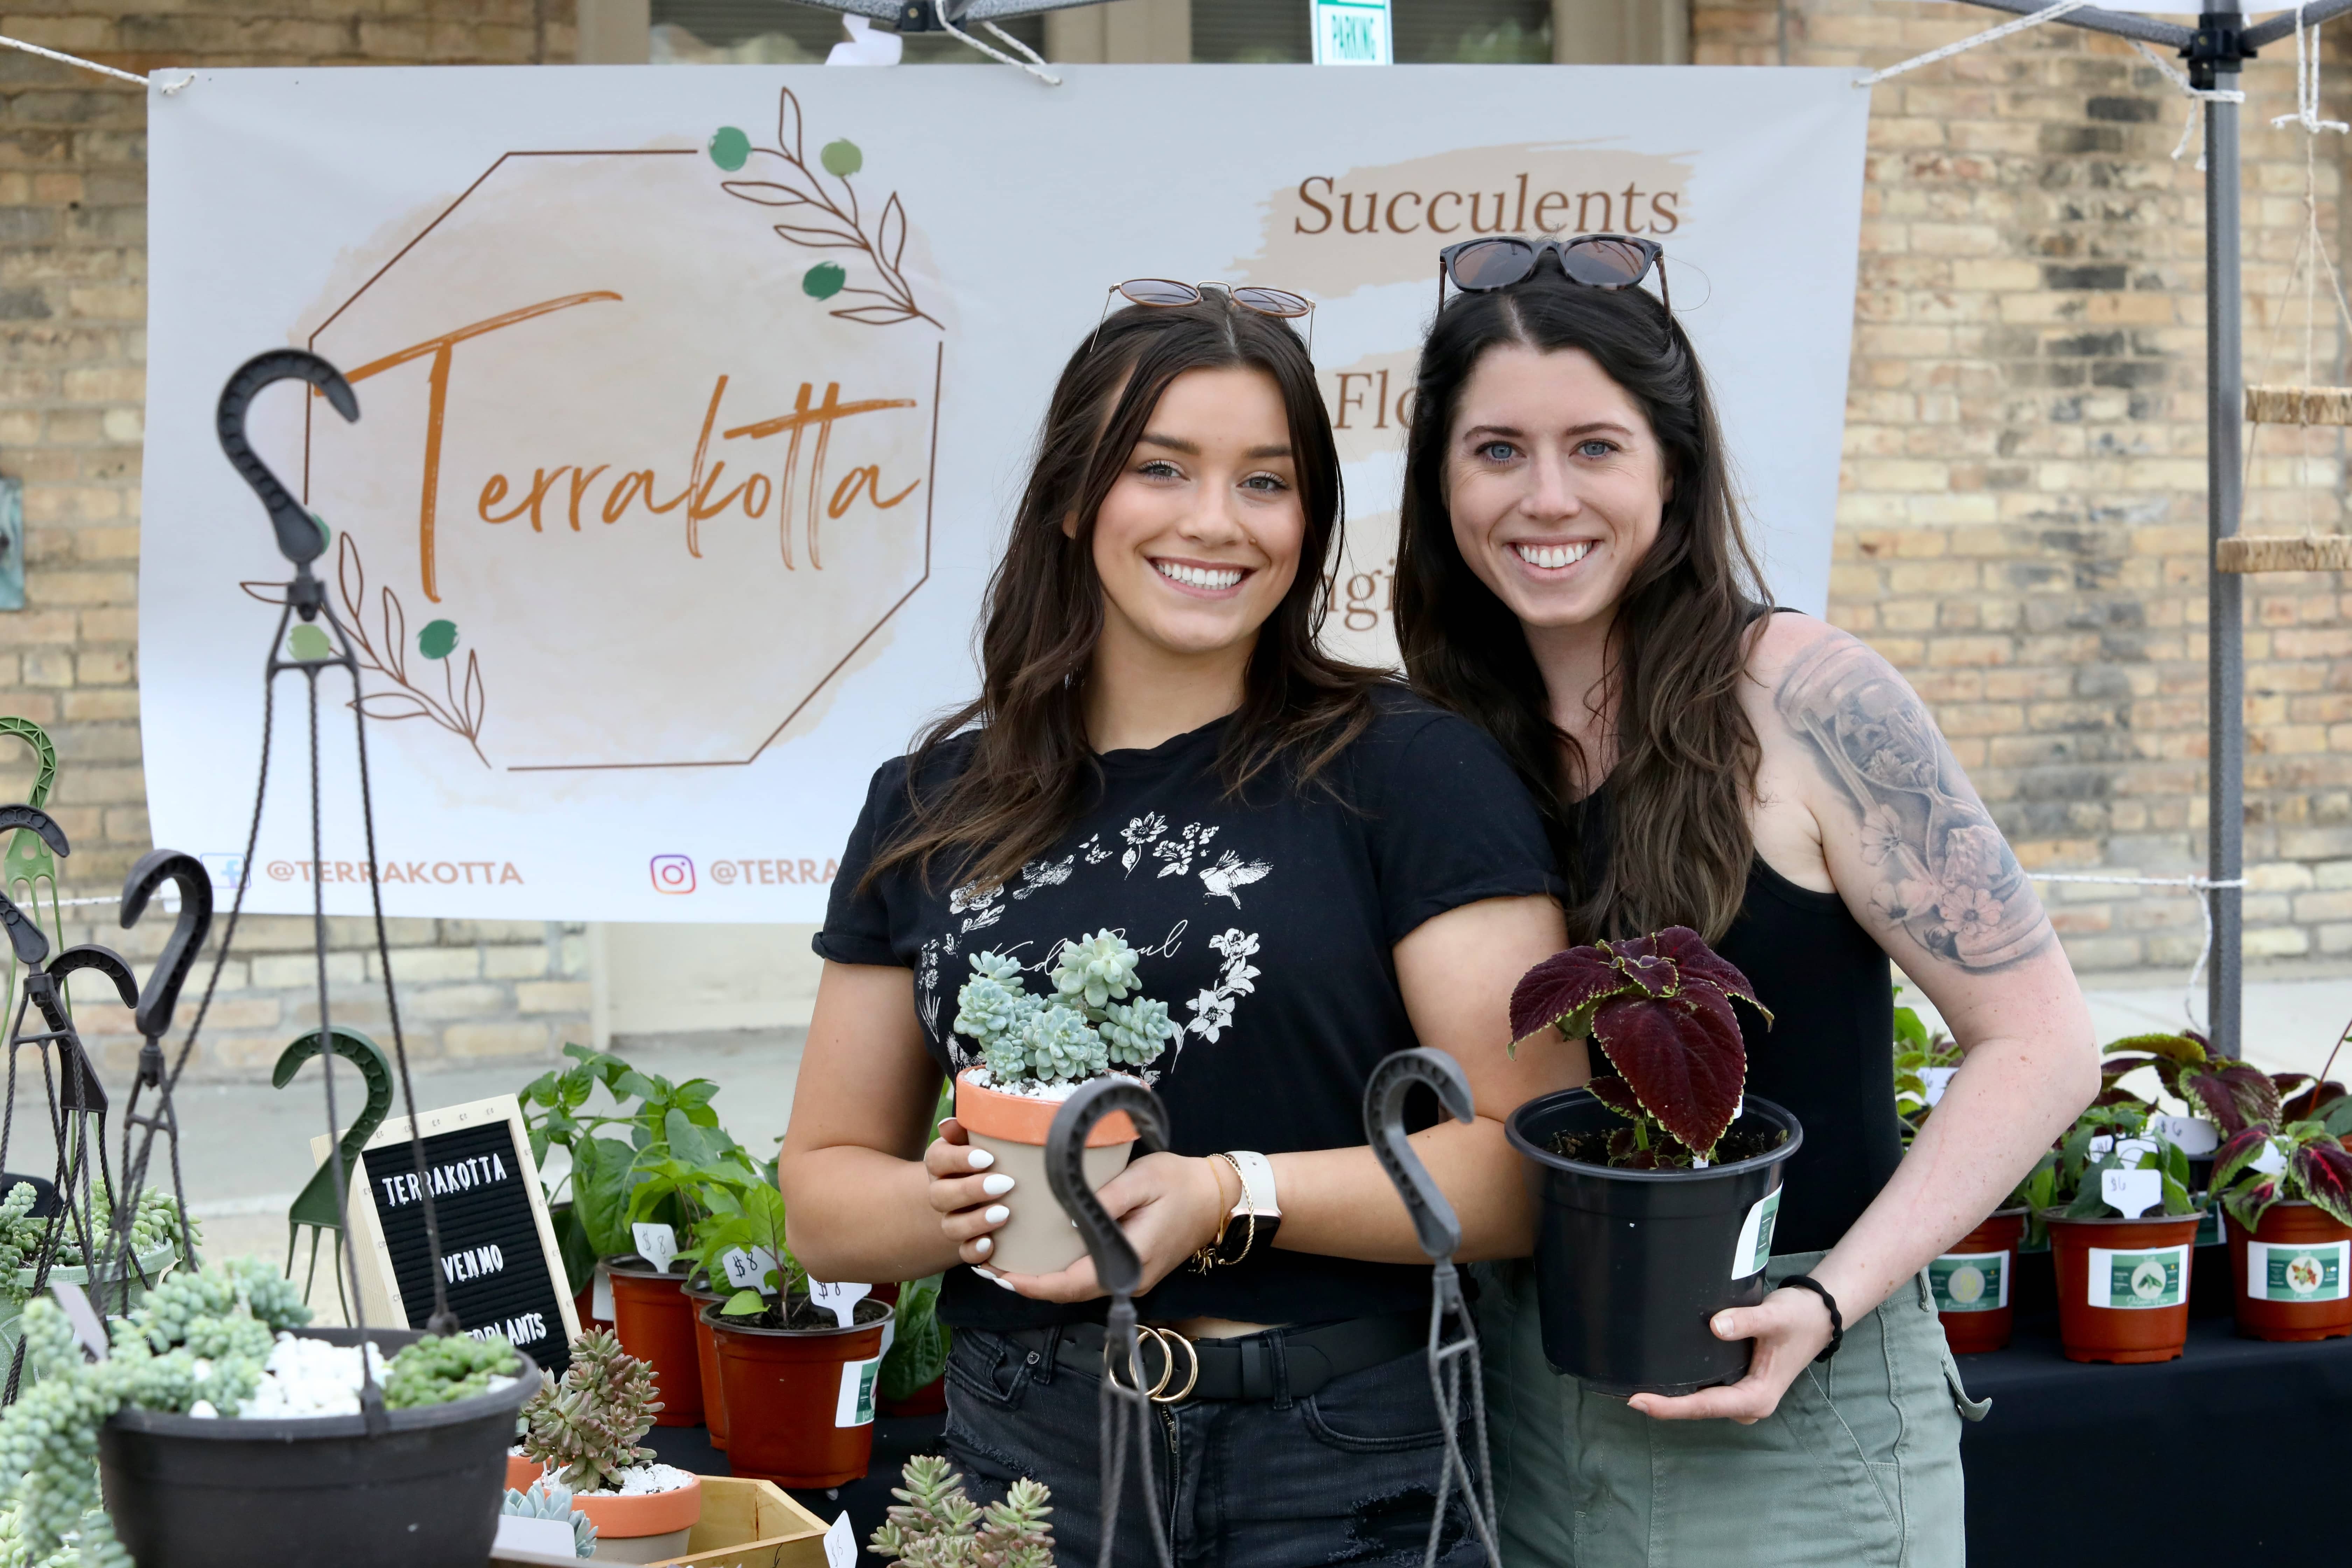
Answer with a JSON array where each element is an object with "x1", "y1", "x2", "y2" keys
[
  {"x1": 48, "y1": 1281, "x2": 107, "y2": 1361},
  {"x1": 493, "y1": 1514, "x2": 579, "y2": 1561},
  {"x1": 2101, "y1": 1167, "x2": 2162, "y2": 1218},
  {"x1": 1730, "y1": 1187, "x2": 1781, "y2": 1280},
  {"x1": 631, "y1": 1221, "x2": 678, "y2": 1273},
  {"x1": 2248, "y1": 1239, "x2": 2350, "y2": 1301},
  {"x1": 2086, "y1": 1244, "x2": 2188, "y2": 1309},
  {"x1": 2113, "y1": 1138, "x2": 2157, "y2": 1165},
  {"x1": 2252, "y1": 1141, "x2": 2289, "y2": 1177},
  {"x1": 1929, "y1": 1250, "x2": 2010, "y2": 1312},
  {"x1": 2087, "y1": 1135, "x2": 2114, "y2": 1156},
  {"x1": 722, "y1": 1246, "x2": 780, "y2": 1290},
  {"x1": 835, "y1": 1354, "x2": 882, "y2": 1427},
  {"x1": 808, "y1": 1278, "x2": 870, "y2": 1328},
  {"x1": 590, "y1": 1261, "x2": 615, "y2": 1322},
  {"x1": 2151, "y1": 1115, "x2": 2219, "y2": 1155},
  {"x1": 1920, "y1": 1066, "x2": 1957, "y2": 1107},
  {"x1": 823, "y1": 1512, "x2": 858, "y2": 1568}
]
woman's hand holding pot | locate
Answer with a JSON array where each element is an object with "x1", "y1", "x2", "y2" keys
[
  {"x1": 925, "y1": 1117, "x2": 1020, "y2": 1267},
  {"x1": 979, "y1": 1151, "x2": 1238, "y2": 1302},
  {"x1": 1623, "y1": 1285, "x2": 1837, "y2": 1424}
]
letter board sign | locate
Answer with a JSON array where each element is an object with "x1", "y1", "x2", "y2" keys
[{"x1": 317, "y1": 1093, "x2": 580, "y2": 1375}]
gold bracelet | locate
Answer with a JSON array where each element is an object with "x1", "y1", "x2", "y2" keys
[{"x1": 1188, "y1": 1153, "x2": 1255, "y2": 1274}]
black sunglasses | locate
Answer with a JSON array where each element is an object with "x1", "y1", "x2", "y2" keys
[{"x1": 1437, "y1": 235, "x2": 1669, "y2": 313}]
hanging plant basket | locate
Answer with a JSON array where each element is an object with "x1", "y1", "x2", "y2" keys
[
  {"x1": 0, "y1": 1240, "x2": 180, "y2": 1372},
  {"x1": 98, "y1": 1327, "x2": 540, "y2": 1568}
]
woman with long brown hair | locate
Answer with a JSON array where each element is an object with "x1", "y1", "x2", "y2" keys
[
  {"x1": 1393, "y1": 239, "x2": 2100, "y2": 1564},
  {"x1": 778, "y1": 285, "x2": 1578, "y2": 1565}
]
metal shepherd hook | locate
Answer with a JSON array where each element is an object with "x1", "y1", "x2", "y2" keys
[
  {"x1": 1364, "y1": 1048, "x2": 1502, "y2": 1568},
  {"x1": 1044, "y1": 1077, "x2": 1177, "y2": 1568}
]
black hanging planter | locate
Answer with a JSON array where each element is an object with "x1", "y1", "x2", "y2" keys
[
  {"x1": 1506, "y1": 1088, "x2": 1803, "y2": 1397},
  {"x1": 97, "y1": 1327, "x2": 541, "y2": 1568}
]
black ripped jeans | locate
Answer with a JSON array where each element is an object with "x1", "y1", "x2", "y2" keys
[{"x1": 939, "y1": 1324, "x2": 1484, "y2": 1567}]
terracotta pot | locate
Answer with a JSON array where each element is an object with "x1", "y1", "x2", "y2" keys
[
  {"x1": 953, "y1": 1069, "x2": 1135, "y2": 1276},
  {"x1": 2046, "y1": 1209, "x2": 2203, "y2": 1363},
  {"x1": 1932, "y1": 1208, "x2": 2026, "y2": 1354},
  {"x1": 706, "y1": 1301, "x2": 893, "y2": 1490},
  {"x1": 682, "y1": 1277, "x2": 731, "y2": 1449},
  {"x1": 2226, "y1": 1200, "x2": 2352, "y2": 1342},
  {"x1": 607, "y1": 1255, "x2": 704, "y2": 1427},
  {"x1": 505, "y1": 1453, "x2": 541, "y2": 1492},
  {"x1": 570, "y1": 1471, "x2": 704, "y2": 1565}
]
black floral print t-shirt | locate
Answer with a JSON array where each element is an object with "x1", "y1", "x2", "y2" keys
[{"x1": 816, "y1": 688, "x2": 1561, "y2": 1331}]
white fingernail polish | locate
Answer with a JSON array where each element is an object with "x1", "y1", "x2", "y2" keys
[
  {"x1": 994, "y1": 1274, "x2": 1018, "y2": 1291},
  {"x1": 967, "y1": 1149, "x2": 995, "y2": 1170},
  {"x1": 973, "y1": 1265, "x2": 1000, "y2": 1281},
  {"x1": 981, "y1": 1174, "x2": 1015, "y2": 1196},
  {"x1": 984, "y1": 1204, "x2": 1010, "y2": 1224},
  {"x1": 973, "y1": 1236, "x2": 992, "y2": 1256}
]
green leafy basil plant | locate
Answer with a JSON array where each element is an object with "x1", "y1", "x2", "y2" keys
[
  {"x1": 2044, "y1": 1103, "x2": 2199, "y2": 1220},
  {"x1": 953, "y1": 932, "x2": 1176, "y2": 1089}
]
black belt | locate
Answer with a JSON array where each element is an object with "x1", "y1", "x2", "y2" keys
[{"x1": 1003, "y1": 1312, "x2": 1425, "y2": 1403}]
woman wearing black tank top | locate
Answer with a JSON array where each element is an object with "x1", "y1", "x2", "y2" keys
[{"x1": 1393, "y1": 247, "x2": 2101, "y2": 1565}]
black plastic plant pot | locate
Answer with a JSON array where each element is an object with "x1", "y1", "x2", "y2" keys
[
  {"x1": 97, "y1": 1326, "x2": 541, "y2": 1568},
  {"x1": 1506, "y1": 1088, "x2": 1804, "y2": 1398}
]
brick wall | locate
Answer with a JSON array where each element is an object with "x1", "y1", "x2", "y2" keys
[
  {"x1": 0, "y1": 4, "x2": 584, "y2": 1077},
  {"x1": 1697, "y1": 0, "x2": 2352, "y2": 974}
]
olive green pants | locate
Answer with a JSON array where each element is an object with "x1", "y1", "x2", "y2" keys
[{"x1": 1476, "y1": 1252, "x2": 1986, "y2": 1567}]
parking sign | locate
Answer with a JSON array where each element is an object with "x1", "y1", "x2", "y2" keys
[{"x1": 1311, "y1": 0, "x2": 1391, "y2": 65}]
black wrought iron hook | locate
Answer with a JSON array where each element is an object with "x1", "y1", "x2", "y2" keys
[
  {"x1": 120, "y1": 850, "x2": 214, "y2": 1044},
  {"x1": 1044, "y1": 1078, "x2": 1170, "y2": 1298},
  {"x1": 216, "y1": 349, "x2": 357, "y2": 575},
  {"x1": 1364, "y1": 1048, "x2": 1477, "y2": 1264},
  {"x1": 0, "y1": 807, "x2": 68, "y2": 968}
]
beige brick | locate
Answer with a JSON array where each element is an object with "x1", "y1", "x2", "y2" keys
[
  {"x1": 516, "y1": 980, "x2": 592, "y2": 1015},
  {"x1": 442, "y1": 1022, "x2": 551, "y2": 1059}
]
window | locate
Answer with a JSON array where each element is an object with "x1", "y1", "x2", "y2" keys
[
  {"x1": 651, "y1": 1, "x2": 1045, "y2": 64},
  {"x1": 1193, "y1": 0, "x2": 1552, "y2": 64}
]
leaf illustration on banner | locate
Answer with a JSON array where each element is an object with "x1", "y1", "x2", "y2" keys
[
  {"x1": 330, "y1": 532, "x2": 490, "y2": 766},
  {"x1": 713, "y1": 89, "x2": 940, "y2": 331},
  {"x1": 418, "y1": 619, "x2": 459, "y2": 661}
]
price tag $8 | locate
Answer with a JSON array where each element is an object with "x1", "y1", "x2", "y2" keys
[
  {"x1": 721, "y1": 1246, "x2": 781, "y2": 1291},
  {"x1": 631, "y1": 1221, "x2": 678, "y2": 1273},
  {"x1": 809, "y1": 1278, "x2": 871, "y2": 1328}
]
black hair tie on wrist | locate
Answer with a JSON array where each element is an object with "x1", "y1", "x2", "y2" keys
[{"x1": 1780, "y1": 1274, "x2": 1843, "y2": 1362}]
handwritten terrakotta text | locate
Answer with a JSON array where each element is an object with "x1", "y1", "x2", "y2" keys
[
  {"x1": 1293, "y1": 173, "x2": 1684, "y2": 237},
  {"x1": 334, "y1": 293, "x2": 924, "y2": 603}
]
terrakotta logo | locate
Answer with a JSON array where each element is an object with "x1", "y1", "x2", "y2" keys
[
  {"x1": 647, "y1": 854, "x2": 840, "y2": 891},
  {"x1": 260, "y1": 858, "x2": 525, "y2": 886}
]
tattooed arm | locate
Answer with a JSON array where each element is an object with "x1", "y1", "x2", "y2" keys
[{"x1": 1631, "y1": 616, "x2": 2099, "y2": 1424}]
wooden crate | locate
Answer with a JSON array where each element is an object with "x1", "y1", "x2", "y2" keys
[{"x1": 651, "y1": 1476, "x2": 832, "y2": 1568}]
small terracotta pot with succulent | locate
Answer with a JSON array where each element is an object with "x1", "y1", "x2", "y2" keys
[
  {"x1": 1502, "y1": 926, "x2": 1802, "y2": 1397},
  {"x1": 511, "y1": 1326, "x2": 703, "y2": 1564}
]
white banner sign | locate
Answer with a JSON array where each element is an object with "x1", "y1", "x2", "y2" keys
[{"x1": 142, "y1": 63, "x2": 1867, "y2": 920}]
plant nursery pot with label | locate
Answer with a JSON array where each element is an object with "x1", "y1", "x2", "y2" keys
[
  {"x1": 2046, "y1": 1210, "x2": 2202, "y2": 1363},
  {"x1": 682, "y1": 1275, "x2": 732, "y2": 1447},
  {"x1": 953, "y1": 1069, "x2": 1135, "y2": 1277},
  {"x1": 607, "y1": 1254, "x2": 704, "y2": 1427},
  {"x1": 1933, "y1": 1208, "x2": 2026, "y2": 1353},
  {"x1": 707, "y1": 1300, "x2": 892, "y2": 1490},
  {"x1": 99, "y1": 1327, "x2": 540, "y2": 1568},
  {"x1": 2226, "y1": 1200, "x2": 2352, "y2": 1342},
  {"x1": 1505, "y1": 1089, "x2": 1803, "y2": 1397},
  {"x1": 570, "y1": 1470, "x2": 703, "y2": 1564}
]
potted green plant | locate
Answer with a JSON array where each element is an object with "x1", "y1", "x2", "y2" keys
[
  {"x1": 1502, "y1": 926, "x2": 1798, "y2": 1396},
  {"x1": 693, "y1": 1178, "x2": 892, "y2": 1490},
  {"x1": 2040, "y1": 1104, "x2": 2203, "y2": 1363},
  {"x1": 877, "y1": 1273, "x2": 950, "y2": 1417},
  {"x1": 1929, "y1": 1151, "x2": 2051, "y2": 1354},
  {"x1": 2211, "y1": 1114, "x2": 2352, "y2": 1341},
  {"x1": 1892, "y1": 986, "x2": 1961, "y2": 1145},
  {"x1": 869, "y1": 1454, "x2": 1054, "y2": 1567},
  {"x1": 0, "y1": 1179, "x2": 193, "y2": 1374},
  {"x1": 948, "y1": 933, "x2": 1174, "y2": 1275},
  {"x1": 0, "y1": 1255, "x2": 537, "y2": 1567},
  {"x1": 607, "y1": 1113, "x2": 758, "y2": 1429},
  {"x1": 514, "y1": 1326, "x2": 701, "y2": 1564}
]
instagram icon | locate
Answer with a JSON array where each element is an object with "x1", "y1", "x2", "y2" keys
[{"x1": 649, "y1": 855, "x2": 696, "y2": 895}]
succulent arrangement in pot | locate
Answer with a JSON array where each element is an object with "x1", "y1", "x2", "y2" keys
[
  {"x1": 2211, "y1": 1112, "x2": 2352, "y2": 1342},
  {"x1": 513, "y1": 1326, "x2": 701, "y2": 1564},
  {"x1": 693, "y1": 1176, "x2": 892, "y2": 1490},
  {"x1": 0, "y1": 1182, "x2": 196, "y2": 1376},
  {"x1": 869, "y1": 1454, "x2": 1055, "y2": 1568},
  {"x1": 950, "y1": 932, "x2": 1175, "y2": 1275},
  {"x1": 2040, "y1": 1103, "x2": 2203, "y2": 1364},
  {"x1": 1501, "y1": 926, "x2": 1798, "y2": 1396},
  {"x1": 0, "y1": 1255, "x2": 534, "y2": 1568}
]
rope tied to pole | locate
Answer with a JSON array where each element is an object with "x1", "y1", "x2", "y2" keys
[
  {"x1": 0, "y1": 34, "x2": 191, "y2": 93},
  {"x1": 1854, "y1": 1, "x2": 2096, "y2": 87},
  {"x1": 2027, "y1": 871, "x2": 2247, "y2": 1033}
]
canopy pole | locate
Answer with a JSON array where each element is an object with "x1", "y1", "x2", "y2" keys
[{"x1": 2199, "y1": 8, "x2": 2246, "y2": 1057}]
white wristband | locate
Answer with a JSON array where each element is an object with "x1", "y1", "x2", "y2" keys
[{"x1": 1224, "y1": 1149, "x2": 1281, "y2": 1220}]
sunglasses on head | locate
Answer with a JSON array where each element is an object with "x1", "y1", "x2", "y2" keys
[
  {"x1": 1437, "y1": 234, "x2": 1669, "y2": 313},
  {"x1": 1093, "y1": 278, "x2": 1317, "y2": 355}
]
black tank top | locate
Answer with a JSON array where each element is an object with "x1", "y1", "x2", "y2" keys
[{"x1": 1571, "y1": 784, "x2": 1902, "y2": 1255}]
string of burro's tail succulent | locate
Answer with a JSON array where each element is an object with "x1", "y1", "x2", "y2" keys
[
  {"x1": 519, "y1": 1328, "x2": 660, "y2": 1494},
  {"x1": 869, "y1": 1454, "x2": 1054, "y2": 1568}
]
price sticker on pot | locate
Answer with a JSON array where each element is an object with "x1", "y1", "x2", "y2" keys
[
  {"x1": 631, "y1": 1221, "x2": 678, "y2": 1273},
  {"x1": 1731, "y1": 1187, "x2": 1782, "y2": 1280},
  {"x1": 2101, "y1": 1167, "x2": 2162, "y2": 1218},
  {"x1": 810, "y1": 1278, "x2": 871, "y2": 1328},
  {"x1": 722, "y1": 1246, "x2": 780, "y2": 1290},
  {"x1": 2151, "y1": 1115, "x2": 2219, "y2": 1155}
]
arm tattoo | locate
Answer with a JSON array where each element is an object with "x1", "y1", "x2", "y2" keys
[{"x1": 1776, "y1": 638, "x2": 2054, "y2": 972}]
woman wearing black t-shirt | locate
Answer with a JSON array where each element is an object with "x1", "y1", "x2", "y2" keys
[
  {"x1": 779, "y1": 289, "x2": 1578, "y2": 1565},
  {"x1": 1391, "y1": 243, "x2": 2099, "y2": 1564}
]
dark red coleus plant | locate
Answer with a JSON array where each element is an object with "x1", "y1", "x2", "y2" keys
[
  {"x1": 1510, "y1": 926, "x2": 1772, "y2": 1162},
  {"x1": 2098, "y1": 1032, "x2": 2284, "y2": 1135},
  {"x1": 2212, "y1": 1119, "x2": 2352, "y2": 1230}
]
